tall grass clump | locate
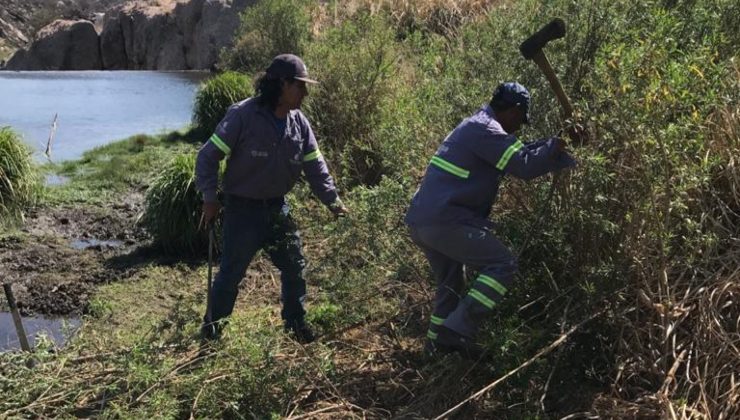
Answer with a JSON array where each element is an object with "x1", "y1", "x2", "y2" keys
[
  {"x1": 140, "y1": 154, "x2": 219, "y2": 256},
  {"x1": 192, "y1": 72, "x2": 252, "y2": 137},
  {"x1": 219, "y1": 0, "x2": 311, "y2": 73},
  {"x1": 0, "y1": 127, "x2": 39, "y2": 227}
]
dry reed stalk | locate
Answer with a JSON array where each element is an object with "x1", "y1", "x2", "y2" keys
[
  {"x1": 593, "y1": 103, "x2": 740, "y2": 418},
  {"x1": 313, "y1": 0, "x2": 498, "y2": 37}
]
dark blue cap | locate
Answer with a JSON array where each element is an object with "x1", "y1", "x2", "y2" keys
[
  {"x1": 266, "y1": 54, "x2": 318, "y2": 84},
  {"x1": 492, "y1": 82, "x2": 530, "y2": 123}
]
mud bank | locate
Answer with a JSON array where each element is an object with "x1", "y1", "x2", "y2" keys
[{"x1": 0, "y1": 192, "x2": 147, "y2": 316}]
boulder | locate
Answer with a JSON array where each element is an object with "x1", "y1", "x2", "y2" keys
[
  {"x1": 173, "y1": 0, "x2": 204, "y2": 69},
  {"x1": 5, "y1": 19, "x2": 101, "y2": 70}
]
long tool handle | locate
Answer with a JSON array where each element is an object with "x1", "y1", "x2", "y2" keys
[
  {"x1": 206, "y1": 224, "x2": 215, "y2": 325},
  {"x1": 3, "y1": 283, "x2": 32, "y2": 352},
  {"x1": 531, "y1": 50, "x2": 573, "y2": 119}
]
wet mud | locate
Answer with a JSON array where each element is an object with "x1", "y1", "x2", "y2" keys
[{"x1": 0, "y1": 193, "x2": 148, "y2": 316}]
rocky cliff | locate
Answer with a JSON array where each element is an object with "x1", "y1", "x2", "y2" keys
[{"x1": 3, "y1": 0, "x2": 254, "y2": 70}]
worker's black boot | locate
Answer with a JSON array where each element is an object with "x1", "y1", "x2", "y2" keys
[
  {"x1": 424, "y1": 338, "x2": 455, "y2": 357},
  {"x1": 435, "y1": 326, "x2": 484, "y2": 360},
  {"x1": 284, "y1": 319, "x2": 315, "y2": 344},
  {"x1": 200, "y1": 317, "x2": 227, "y2": 342}
]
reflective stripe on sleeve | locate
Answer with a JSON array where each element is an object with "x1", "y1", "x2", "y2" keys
[
  {"x1": 469, "y1": 289, "x2": 495, "y2": 309},
  {"x1": 430, "y1": 156, "x2": 470, "y2": 179},
  {"x1": 430, "y1": 315, "x2": 445, "y2": 325},
  {"x1": 209, "y1": 134, "x2": 231, "y2": 155},
  {"x1": 495, "y1": 140, "x2": 524, "y2": 170},
  {"x1": 427, "y1": 330, "x2": 438, "y2": 340},
  {"x1": 476, "y1": 274, "x2": 508, "y2": 296},
  {"x1": 303, "y1": 149, "x2": 322, "y2": 162}
]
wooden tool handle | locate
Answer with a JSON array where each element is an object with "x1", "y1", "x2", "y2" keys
[{"x1": 531, "y1": 50, "x2": 573, "y2": 119}]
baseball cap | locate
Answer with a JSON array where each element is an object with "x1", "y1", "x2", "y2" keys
[
  {"x1": 492, "y1": 82, "x2": 530, "y2": 123},
  {"x1": 265, "y1": 54, "x2": 318, "y2": 84}
]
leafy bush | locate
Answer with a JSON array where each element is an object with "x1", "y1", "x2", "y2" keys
[
  {"x1": 219, "y1": 0, "x2": 311, "y2": 73},
  {"x1": 192, "y1": 72, "x2": 252, "y2": 136},
  {"x1": 303, "y1": 15, "x2": 408, "y2": 186},
  {"x1": 0, "y1": 127, "x2": 39, "y2": 226},
  {"x1": 140, "y1": 153, "x2": 220, "y2": 256}
]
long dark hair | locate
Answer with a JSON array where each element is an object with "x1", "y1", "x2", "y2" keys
[{"x1": 254, "y1": 72, "x2": 285, "y2": 110}]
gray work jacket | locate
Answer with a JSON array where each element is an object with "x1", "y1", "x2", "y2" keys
[
  {"x1": 195, "y1": 97, "x2": 339, "y2": 207},
  {"x1": 405, "y1": 105, "x2": 576, "y2": 229}
]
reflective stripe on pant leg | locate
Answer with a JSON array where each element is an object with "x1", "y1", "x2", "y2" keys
[
  {"x1": 466, "y1": 273, "x2": 510, "y2": 310},
  {"x1": 447, "y1": 264, "x2": 517, "y2": 337},
  {"x1": 427, "y1": 314, "x2": 445, "y2": 340},
  {"x1": 412, "y1": 224, "x2": 517, "y2": 338}
]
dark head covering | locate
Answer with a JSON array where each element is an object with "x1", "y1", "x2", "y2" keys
[
  {"x1": 492, "y1": 82, "x2": 530, "y2": 123},
  {"x1": 265, "y1": 54, "x2": 318, "y2": 84}
]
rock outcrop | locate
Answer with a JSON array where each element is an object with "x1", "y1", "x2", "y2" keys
[
  {"x1": 4, "y1": 0, "x2": 254, "y2": 71},
  {"x1": 0, "y1": 0, "x2": 129, "y2": 65},
  {"x1": 5, "y1": 19, "x2": 102, "y2": 70}
]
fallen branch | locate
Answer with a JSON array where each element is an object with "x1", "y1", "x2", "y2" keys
[{"x1": 434, "y1": 310, "x2": 604, "y2": 420}]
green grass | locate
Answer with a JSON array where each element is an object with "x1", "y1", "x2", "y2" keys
[
  {"x1": 218, "y1": 0, "x2": 312, "y2": 73},
  {"x1": 0, "y1": 39, "x2": 14, "y2": 63},
  {"x1": 0, "y1": 262, "x2": 327, "y2": 418},
  {"x1": 44, "y1": 132, "x2": 199, "y2": 205}
]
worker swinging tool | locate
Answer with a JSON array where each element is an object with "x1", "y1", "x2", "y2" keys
[{"x1": 405, "y1": 18, "x2": 583, "y2": 359}]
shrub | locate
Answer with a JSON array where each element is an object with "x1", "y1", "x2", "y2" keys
[
  {"x1": 303, "y1": 15, "x2": 405, "y2": 186},
  {"x1": 0, "y1": 127, "x2": 39, "y2": 227},
  {"x1": 140, "y1": 153, "x2": 220, "y2": 256},
  {"x1": 219, "y1": 0, "x2": 311, "y2": 73},
  {"x1": 192, "y1": 72, "x2": 253, "y2": 136}
]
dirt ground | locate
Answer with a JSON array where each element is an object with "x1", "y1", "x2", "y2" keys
[{"x1": 0, "y1": 193, "x2": 148, "y2": 316}]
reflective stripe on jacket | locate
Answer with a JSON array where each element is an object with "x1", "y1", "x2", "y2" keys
[
  {"x1": 405, "y1": 105, "x2": 576, "y2": 228},
  {"x1": 195, "y1": 97, "x2": 339, "y2": 206}
]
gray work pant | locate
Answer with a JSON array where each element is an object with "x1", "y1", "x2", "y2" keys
[{"x1": 409, "y1": 223, "x2": 517, "y2": 339}]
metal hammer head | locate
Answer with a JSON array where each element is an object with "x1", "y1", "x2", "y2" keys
[{"x1": 519, "y1": 18, "x2": 566, "y2": 59}]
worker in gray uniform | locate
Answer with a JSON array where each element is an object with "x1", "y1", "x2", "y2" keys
[
  {"x1": 196, "y1": 54, "x2": 347, "y2": 343},
  {"x1": 405, "y1": 82, "x2": 576, "y2": 357}
]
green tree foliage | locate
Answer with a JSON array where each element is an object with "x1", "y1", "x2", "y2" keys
[
  {"x1": 192, "y1": 71, "x2": 252, "y2": 136},
  {"x1": 219, "y1": 0, "x2": 311, "y2": 73},
  {"x1": 303, "y1": 15, "x2": 402, "y2": 186}
]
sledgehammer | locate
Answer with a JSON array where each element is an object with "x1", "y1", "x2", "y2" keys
[{"x1": 520, "y1": 19, "x2": 573, "y2": 119}]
